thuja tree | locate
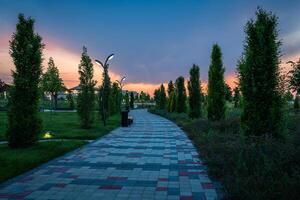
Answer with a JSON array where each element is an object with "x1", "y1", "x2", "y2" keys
[
  {"x1": 7, "y1": 14, "x2": 44, "y2": 148},
  {"x1": 124, "y1": 91, "x2": 129, "y2": 110},
  {"x1": 175, "y1": 76, "x2": 187, "y2": 113},
  {"x1": 42, "y1": 57, "x2": 63, "y2": 110},
  {"x1": 233, "y1": 87, "x2": 241, "y2": 108},
  {"x1": 130, "y1": 92, "x2": 134, "y2": 109},
  {"x1": 224, "y1": 83, "x2": 232, "y2": 102},
  {"x1": 77, "y1": 47, "x2": 96, "y2": 129},
  {"x1": 188, "y1": 64, "x2": 202, "y2": 118},
  {"x1": 154, "y1": 89, "x2": 161, "y2": 107},
  {"x1": 159, "y1": 84, "x2": 167, "y2": 109},
  {"x1": 238, "y1": 8, "x2": 284, "y2": 137},
  {"x1": 167, "y1": 80, "x2": 175, "y2": 112},
  {"x1": 207, "y1": 44, "x2": 226, "y2": 121},
  {"x1": 288, "y1": 60, "x2": 300, "y2": 108},
  {"x1": 110, "y1": 82, "x2": 120, "y2": 114}
]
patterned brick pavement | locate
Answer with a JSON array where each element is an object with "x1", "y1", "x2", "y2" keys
[{"x1": 0, "y1": 109, "x2": 219, "y2": 200}]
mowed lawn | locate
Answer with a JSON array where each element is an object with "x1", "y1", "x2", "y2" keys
[
  {"x1": 0, "y1": 141, "x2": 86, "y2": 183},
  {"x1": 0, "y1": 112, "x2": 120, "y2": 141},
  {"x1": 0, "y1": 111, "x2": 120, "y2": 183}
]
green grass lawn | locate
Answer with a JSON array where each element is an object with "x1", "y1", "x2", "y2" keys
[
  {"x1": 0, "y1": 141, "x2": 86, "y2": 183},
  {"x1": 0, "y1": 112, "x2": 120, "y2": 141}
]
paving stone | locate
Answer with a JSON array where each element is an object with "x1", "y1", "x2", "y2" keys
[{"x1": 0, "y1": 109, "x2": 219, "y2": 199}]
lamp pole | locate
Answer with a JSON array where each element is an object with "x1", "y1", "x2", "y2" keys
[
  {"x1": 95, "y1": 54, "x2": 114, "y2": 126},
  {"x1": 116, "y1": 76, "x2": 126, "y2": 112}
]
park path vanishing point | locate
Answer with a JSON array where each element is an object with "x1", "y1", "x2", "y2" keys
[{"x1": 0, "y1": 109, "x2": 219, "y2": 200}]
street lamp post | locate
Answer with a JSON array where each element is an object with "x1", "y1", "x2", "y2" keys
[
  {"x1": 116, "y1": 76, "x2": 126, "y2": 112},
  {"x1": 95, "y1": 54, "x2": 114, "y2": 126}
]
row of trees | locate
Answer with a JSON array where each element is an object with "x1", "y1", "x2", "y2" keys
[
  {"x1": 154, "y1": 44, "x2": 226, "y2": 121},
  {"x1": 154, "y1": 8, "x2": 300, "y2": 139},
  {"x1": 5, "y1": 14, "x2": 152, "y2": 148}
]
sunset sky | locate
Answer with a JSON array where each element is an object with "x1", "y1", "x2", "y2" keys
[{"x1": 1, "y1": 0, "x2": 300, "y2": 95}]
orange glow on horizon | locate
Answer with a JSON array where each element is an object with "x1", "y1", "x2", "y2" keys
[{"x1": 1, "y1": 34, "x2": 300, "y2": 97}]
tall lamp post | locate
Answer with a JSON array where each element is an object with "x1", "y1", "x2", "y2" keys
[
  {"x1": 95, "y1": 54, "x2": 114, "y2": 126},
  {"x1": 116, "y1": 76, "x2": 126, "y2": 112}
]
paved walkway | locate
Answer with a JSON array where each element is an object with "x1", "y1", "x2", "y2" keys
[{"x1": 0, "y1": 109, "x2": 218, "y2": 200}]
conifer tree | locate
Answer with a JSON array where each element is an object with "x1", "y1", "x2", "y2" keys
[
  {"x1": 188, "y1": 64, "x2": 202, "y2": 118},
  {"x1": 175, "y1": 76, "x2": 187, "y2": 113},
  {"x1": 154, "y1": 89, "x2": 160, "y2": 108},
  {"x1": 167, "y1": 80, "x2": 175, "y2": 112},
  {"x1": 159, "y1": 84, "x2": 166, "y2": 109},
  {"x1": 7, "y1": 14, "x2": 44, "y2": 148},
  {"x1": 288, "y1": 60, "x2": 300, "y2": 109},
  {"x1": 224, "y1": 83, "x2": 232, "y2": 102},
  {"x1": 66, "y1": 92, "x2": 75, "y2": 110},
  {"x1": 207, "y1": 44, "x2": 226, "y2": 121},
  {"x1": 130, "y1": 92, "x2": 134, "y2": 109},
  {"x1": 124, "y1": 91, "x2": 129, "y2": 110},
  {"x1": 233, "y1": 87, "x2": 241, "y2": 108},
  {"x1": 77, "y1": 47, "x2": 96, "y2": 129},
  {"x1": 110, "y1": 82, "x2": 120, "y2": 114},
  {"x1": 238, "y1": 8, "x2": 284, "y2": 137},
  {"x1": 42, "y1": 57, "x2": 63, "y2": 110}
]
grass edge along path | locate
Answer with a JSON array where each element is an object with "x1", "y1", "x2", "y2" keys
[
  {"x1": 148, "y1": 108, "x2": 300, "y2": 200},
  {"x1": 0, "y1": 140, "x2": 86, "y2": 183}
]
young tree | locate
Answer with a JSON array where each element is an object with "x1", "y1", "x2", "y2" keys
[
  {"x1": 66, "y1": 91, "x2": 75, "y2": 110},
  {"x1": 159, "y1": 84, "x2": 166, "y2": 109},
  {"x1": 175, "y1": 76, "x2": 187, "y2": 113},
  {"x1": 224, "y1": 83, "x2": 232, "y2": 102},
  {"x1": 288, "y1": 60, "x2": 300, "y2": 109},
  {"x1": 238, "y1": 8, "x2": 284, "y2": 137},
  {"x1": 233, "y1": 87, "x2": 241, "y2": 108},
  {"x1": 167, "y1": 80, "x2": 175, "y2": 112},
  {"x1": 294, "y1": 96, "x2": 299, "y2": 109},
  {"x1": 42, "y1": 57, "x2": 63, "y2": 110},
  {"x1": 124, "y1": 91, "x2": 129, "y2": 110},
  {"x1": 154, "y1": 88, "x2": 161, "y2": 108},
  {"x1": 110, "y1": 82, "x2": 120, "y2": 114},
  {"x1": 7, "y1": 14, "x2": 44, "y2": 148},
  {"x1": 99, "y1": 62, "x2": 111, "y2": 126},
  {"x1": 130, "y1": 91, "x2": 135, "y2": 109},
  {"x1": 188, "y1": 64, "x2": 202, "y2": 118},
  {"x1": 207, "y1": 44, "x2": 226, "y2": 121},
  {"x1": 77, "y1": 47, "x2": 96, "y2": 129}
]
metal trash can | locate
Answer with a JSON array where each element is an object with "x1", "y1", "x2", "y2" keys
[{"x1": 121, "y1": 110, "x2": 129, "y2": 127}]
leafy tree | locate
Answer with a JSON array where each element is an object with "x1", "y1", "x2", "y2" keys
[
  {"x1": 110, "y1": 82, "x2": 120, "y2": 114},
  {"x1": 140, "y1": 91, "x2": 150, "y2": 103},
  {"x1": 42, "y1": 57, "x2": 63, "y2": 110},
  {"x1": 7, "y1": 14, "x2": 44, "y2": 148},
  {"x1": 284, "y1": 91, "x2": 293, "y2": 102},
  {"x1": 233, "y1": 87, "x2": 241, "y2": 108},
  {"x1": 294, "y1": 96, "x2": 299, "y2": 109},
  {"x1": 207, "y1": 44, "x2": 226, "y2": 121},
  {"x1": 167, "y1": 80, "x2": 175, "y2": 112},
  {"x1": 130, "y1": 91, "x2": 134, "y2": 109},
  {"x1": 175, "y1": 76, "x2": 187, "y2": 113},
  {"x1": 288, "y1": 59, "x2": 300, "y2": 109},
  {"x1": 66, "y1": 91, "x2": 75, "y2": 109},
  {"x1": 159, "y1": 84, "x2": 167, "y2": 109},
  {"x1": 124, "y1": 91, "x2": 129, "y2": 110},
  {"x1": 188, "y1": 64, "x2": 202, "y2": 118},
  {"x1": 224, "y1": 83, "x2": 232, "y2": 102},
  {"x1": 77, "y1": 47, "x2": 96, "y2": 129},
  {"x1": 154, "y1": 88, "x2": 161, "y2": 108},
  {"x1": 238, "y1": 8, "x2": 284, "y2": 137},
  {"x1": 0, "y1": 79, "x2": 5, "y2": 93},
  {"x1": 288, "y1": 60, "x2": 300, "y2": 94}
]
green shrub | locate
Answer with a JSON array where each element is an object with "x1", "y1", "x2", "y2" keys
[{"x1": 149, "y1": 108, "x2": 300, "y2": 200}]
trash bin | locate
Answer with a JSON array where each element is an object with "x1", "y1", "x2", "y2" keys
[{"x1": 121, "y1": 110, "x2": 129, "y2": 127}]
